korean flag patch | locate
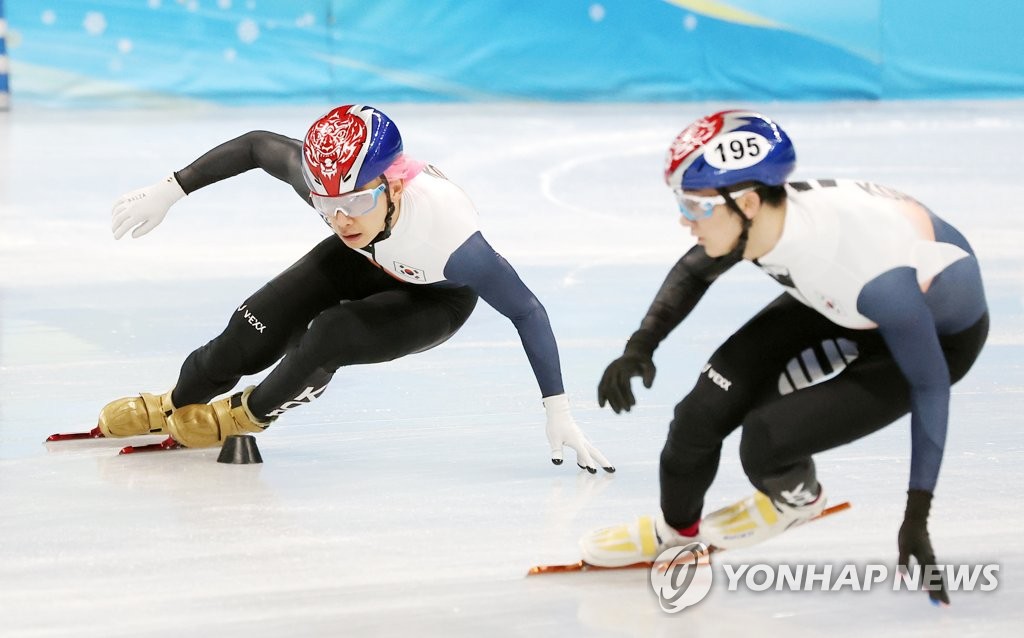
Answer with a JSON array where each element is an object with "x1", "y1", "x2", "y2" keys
[{"x1": 394, "y1": 261, "x2": 426, "y2": 282}]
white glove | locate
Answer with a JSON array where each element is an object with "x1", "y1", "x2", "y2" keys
[
  {"x1": 543, "y1": 394, "x2": 615, "y2": 474},
  {"x1": 111, "y1": 174, "x2": 186, "y2": 239}
]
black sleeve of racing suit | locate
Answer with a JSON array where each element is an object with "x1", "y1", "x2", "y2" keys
[
  {"x1": 173, "y1": 131, "x2": 312, "y2": 204},
  {"x1": 625, "y1": 245, "x2": 740, "y2": 357}
]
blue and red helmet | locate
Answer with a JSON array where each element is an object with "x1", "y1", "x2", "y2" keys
[
  {"x1": 301, "y1": 105, "x2": 403, "y2": 197},
  {"x1": 664, "y1": 110, "x2": 796, "y2": 192}
]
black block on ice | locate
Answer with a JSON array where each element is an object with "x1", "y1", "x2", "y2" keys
[{"x1": 217, "y1": 434, "x2": 263, "y2": 464}]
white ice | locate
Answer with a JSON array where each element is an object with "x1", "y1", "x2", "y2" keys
[{"x1": 1, "y1": 101, "x2": 1022, "y2": 637}]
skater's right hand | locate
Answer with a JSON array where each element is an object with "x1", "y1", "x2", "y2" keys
[
  {"x1": 543, "y1": 394, "x2": 615, "y2": 474},
  {"x1": 597, "y1": 351, "x2": 655, "y2": 414},
  {"x1": 897, "y1": 489, "x2": 950, "y2": 606},
  {"x1": 111, "y1": 174, "x2": 186, "y2": 239}
]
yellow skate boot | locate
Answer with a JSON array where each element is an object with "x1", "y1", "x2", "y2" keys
[
  {"x1": 701, "y1": 485, "x2": 827, "y2": 550},
  {"x1": 166, "y1": 386, "x2": 272, "y2": 448},
  {"x1": 97, "y1": 390, "x2": 176, "y2": 437},
  {"x1": 579, "y1": 514, "x2": 703, "y2": 567}
]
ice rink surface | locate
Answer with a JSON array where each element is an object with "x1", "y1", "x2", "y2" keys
[{"x1": 1, "y1": 100, "x2": 1022, "y2": 637}]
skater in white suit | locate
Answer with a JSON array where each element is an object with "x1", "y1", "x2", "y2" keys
[
  {"x1": 96, "y1": 104, "x2": 613, "y2": 474},
  {"x1": 581, "y1": 110, "x2": 988, "y2": 606}
]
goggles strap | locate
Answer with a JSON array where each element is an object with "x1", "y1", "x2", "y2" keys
[
  {"x1": 718, "y1": 186, "x2": 753, "y2": 259},
  {"x1": 367, "y1": 176, "x2": 396, "y2": 246}
]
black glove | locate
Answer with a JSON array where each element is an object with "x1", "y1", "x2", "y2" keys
[
  {"x1": 597, "y1": 340, "x2": 656, "y2": 414},
  {"x1": 897, "y1": 489, "x2": 950, "y2": 606}
]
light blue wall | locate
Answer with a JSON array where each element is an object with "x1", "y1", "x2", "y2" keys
[
  {"x1": 3, "y1": 1, "x2": 1022, "y2": 106},
  {"x1": 0, "y1": 0, "x2": 9, "y2": 108}
]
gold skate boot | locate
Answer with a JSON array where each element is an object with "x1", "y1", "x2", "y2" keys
[
  {"x1": 166, "y1": 386, "x2": 272, "y2": 448},
  {"x1": 97, "y1": 390, "x2": 176, "y2": 437}
]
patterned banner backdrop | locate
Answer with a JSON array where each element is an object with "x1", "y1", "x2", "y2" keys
[{"x1": 2, "y1": 0, "x2": 1022, "y2": 106}]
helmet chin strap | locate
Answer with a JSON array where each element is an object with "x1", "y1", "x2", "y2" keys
[
  {"x1": 718, "y1": 186, "x2": 752, "y2": 260},
  {"x1": 367, "y1": 176, "x2": 396, "y2": 246}
]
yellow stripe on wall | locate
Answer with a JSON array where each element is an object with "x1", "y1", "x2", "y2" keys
[{"x1": 661, "y1": 0, "x2": 780, "y2": 28}]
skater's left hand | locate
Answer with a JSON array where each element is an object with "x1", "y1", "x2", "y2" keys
[
  {"x1": 543, "y1": 394, "x2": 615, "y2": 474},
  {"x1": 897, "y1": 489, "x2": 950, "y2": 606}
]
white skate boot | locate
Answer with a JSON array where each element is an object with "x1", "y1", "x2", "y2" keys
[
  {"x1": 701, "y1": 484, "x2": 827, "y2": 550},
  {"x1": 579, "y1": 513, "x2": 704, "y2": 567}
]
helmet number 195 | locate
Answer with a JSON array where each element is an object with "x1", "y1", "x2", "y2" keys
[{"x1": 705, "y1": 132, "x2": 771, "y2": 170}]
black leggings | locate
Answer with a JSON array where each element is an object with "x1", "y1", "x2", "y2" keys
[
  {"x1": 171, "y1": 236, "x2": 478, "y2": 419},
  {"x1": 660, "y1": 293, "x2": 988, "y2": 528}
]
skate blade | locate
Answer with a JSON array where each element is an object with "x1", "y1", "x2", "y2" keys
[
  {"x1": 119, "y1": 436, "x2": 183, "y2": 454},
  {"x1": 46, "y1": 427, "x2": 105, "y2": 441}
]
